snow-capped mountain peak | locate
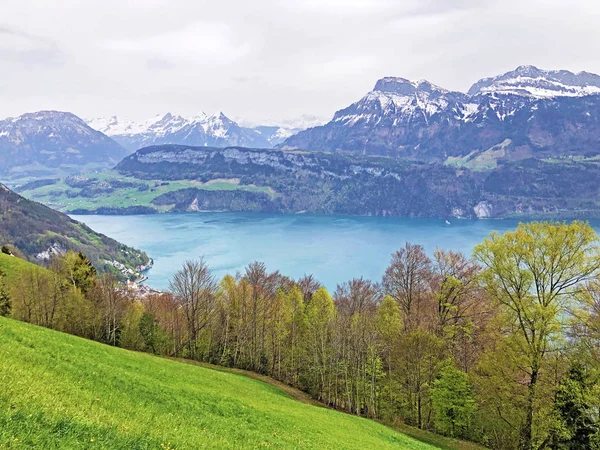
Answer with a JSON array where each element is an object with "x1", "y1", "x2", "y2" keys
[
  {"x1": 281, "y1": 64, "x2": 600, "y2": 160},
  {"x1": 0, "y1": 110, "x2": 127, "y2": 172},
  {"x1": 331, "y1": 76, "x2": 467, "y2": 127},
  {"x1": 468, "y1": 65, "x2": 600, "y2": 98},
  {"x1": 3, "y1": 110, "x2": 108, "y2": 139},
  {"x1": 85, "y1": 111, "x2": 304, "y2": 150}
]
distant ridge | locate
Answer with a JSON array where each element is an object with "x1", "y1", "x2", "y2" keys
[{"x1": 86, "y1": 112, "x2": 310, "y2": 150}]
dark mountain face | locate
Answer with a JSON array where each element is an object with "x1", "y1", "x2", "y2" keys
[
  {"x1": 280, "y1": 66, "x2": 600, "y2": 162},
  {"x1": 0, "y1": 111, "x2": 128, "y2": 174}
]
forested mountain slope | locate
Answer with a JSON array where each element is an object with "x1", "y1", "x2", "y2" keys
[
  {"x1": 107, "y1": 145, "x2": 600, "y2": 219},
  {"x1": 0, "y1": 183, "x2": 149, "y2": 278}
]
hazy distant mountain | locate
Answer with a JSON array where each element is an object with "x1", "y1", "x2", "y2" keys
[
  {"x1": 281, "y1": 65, "x2": 600, "y2": 163},
  {"x1": 0, "y1": 111, "x2": 127, "y2": 176},
  {"x1": 86, "y1": 112, "x2": 313, "y2": 151}
]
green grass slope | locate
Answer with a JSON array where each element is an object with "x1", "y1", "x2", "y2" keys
[
  {"x1": 0, "y1": 253, "x2": 45, "y2": 284},
  {"x1": 0, "y1": 317, "x2": 438, "y2": 450}
]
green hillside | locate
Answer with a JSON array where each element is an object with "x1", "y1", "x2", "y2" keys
[
  {"x1": 0, "y1": 252, "x2": 45, "y2": 284},
  {"x1": 0, "y1": 317, "x2": 437, "y2": 449}
]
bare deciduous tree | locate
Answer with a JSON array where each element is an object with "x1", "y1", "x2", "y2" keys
[{"x1": 169, "y1": 258, "x2": 218, "y2": 357}]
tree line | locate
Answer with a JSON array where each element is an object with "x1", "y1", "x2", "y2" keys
[{"x1": 1, "y1": 221, "x2": 600, "y2": 449}]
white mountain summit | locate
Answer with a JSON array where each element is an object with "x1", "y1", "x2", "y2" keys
[
  {"x1": 281, "y1": 65, "x2": 600, "y2": 161},
  {"x1": 467, "y1": 65, "x2": 600, "y2": 98},
  {"x1": 86, "y1": 112, "x2": 306, "y2": 150}
]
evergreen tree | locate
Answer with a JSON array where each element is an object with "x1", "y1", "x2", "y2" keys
[
  {"x1": 0, "y1": 269, "x2": 10, "y2": 316},
  {"x1": 554, "y1": 364, "x2": 600, "y2": 449}
]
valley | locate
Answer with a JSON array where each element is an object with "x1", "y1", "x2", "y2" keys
[{"x1": 3, "y1": 62, "x2": 600, "y2": 450}]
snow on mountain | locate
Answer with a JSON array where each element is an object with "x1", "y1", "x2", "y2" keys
[
  {"x1": 239, "y1": 114, "x2": 329, "y2": 131},
  {"x1": 0, "y1": 110, "x2": 128, "y2": 174},
  {"x1": 88, "y1": 113, "x2": 216, "y2": 139},
  {"x1": 281, "y1": 65, "x2": 600, "y2": 162},
  {"x1": 332, "y1": 77, "x2": 468, "y2": 127},
  {"x1": 86, "y1": 112, "x2": 316, "y2": 150},
  {"x1": 86, "y1": 112, "x2": 260, "y2": 151},
  {"x1": 468, "y1": 65, "x2": 600, "y2": 98}
]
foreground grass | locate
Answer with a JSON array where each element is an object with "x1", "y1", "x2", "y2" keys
[
  {"x1": 0, "y1": 253, "x2": 45, "y2": 284},
  {"x1": 0, "y1": 317, "x2": 438, "y2": 449}
]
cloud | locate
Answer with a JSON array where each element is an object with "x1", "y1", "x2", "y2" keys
[
  {"x1": 0, "y1": 26, "x2": 65, "y2": 67},
  {"x1": 104, "y1": 22, "x2": 251, "y2": 66},
  {"x1": 146, "y1": 57, "x2": 175, "y2": 70}
]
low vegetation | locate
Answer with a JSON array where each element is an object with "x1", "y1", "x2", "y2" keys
[
  {"x1": 0, "y1": 317, "x2": 441, "y2": 449},
  {"x1": 15, "y1": 170, "x2": 275, "y2": 214}
]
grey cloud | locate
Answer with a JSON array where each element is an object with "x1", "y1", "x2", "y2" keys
[{"x1": 0, "y1": 26, "x2": 65, "y2": 67}]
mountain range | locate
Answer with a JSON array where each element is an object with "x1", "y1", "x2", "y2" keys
[
  {"x1": 0, "y1": 110, "x2": 314, "y2": 180},
  {"x1": 2, "y1": 65, "x2": 600, "y2": 185},
  {"x1": 281, "y1": 65, "x2": 600, "y2": 164},
  {"x1": 86, "y1": 112, "x2": 309, "y2": 151}
]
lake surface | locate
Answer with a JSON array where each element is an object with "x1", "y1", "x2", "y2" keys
[{"x1": 71, "y1": 213, "x2": 551, "y2": 291}]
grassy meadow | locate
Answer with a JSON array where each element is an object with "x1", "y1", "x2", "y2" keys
[
  {"x1": 0, "y1": 317, "x2": 439, "y2": 449},
  {"x1": 16, "y1": 171, "x2": 275, "y2": 213}
]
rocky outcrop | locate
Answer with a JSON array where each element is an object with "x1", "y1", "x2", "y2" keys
[{"x1": 474, "y1": 202, "x2": 492, "y2": 219}]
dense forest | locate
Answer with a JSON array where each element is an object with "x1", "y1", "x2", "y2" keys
[{"x1": 2, "y1": 221, "x2": 600, "y2": 449}]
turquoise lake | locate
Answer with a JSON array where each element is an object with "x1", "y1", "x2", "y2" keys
[{"x1": 71, "y1": 213, "x2": 578, "y2": 291}]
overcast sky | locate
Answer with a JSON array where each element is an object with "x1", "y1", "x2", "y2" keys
[{"x1": 2, "y1": 0, "x2": 600, "y2": 125}]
